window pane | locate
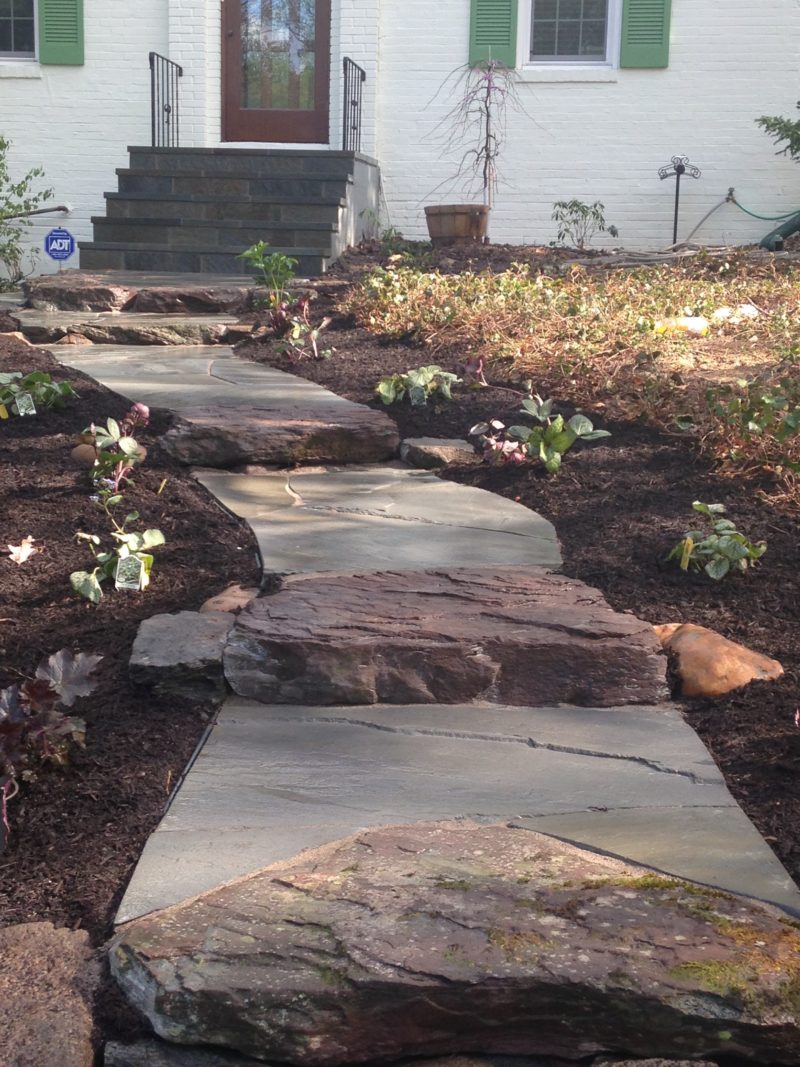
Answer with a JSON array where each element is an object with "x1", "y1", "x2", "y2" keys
[
  {"x1": 557, "y1": 20, "x2": 580, "y2": 55},
  {"x1": 241, "y1": 0, "x2": 317, "y2": 112},
  {"x1": 0, "y1": 20, "x2": 11, "y2": 51},
  {"x1": 583, "y1": 0, "x2": 605, "y2": 17},
  {"x1": 534, "y1": 0, "x2": 557, "y2": 18},
  {"x1": 531, "y1": 20, "x2": 557, "y2": 56},
  {"x1": 12, "y1": 0, "x2": 33, "y2": 16},
  {"x1": 15, "y1": 15, "x2": 33, "y2": 51},
  {"x1": 581, "y1": 18, "x2": 605, "y2": 55},
  {"x1": 559, "y1": 0, "x2": 581, "y2": 18}
]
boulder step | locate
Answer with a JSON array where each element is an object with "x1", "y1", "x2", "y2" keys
[{"x1": 223, "y1": 567, "x2": 669, "y2": 708}]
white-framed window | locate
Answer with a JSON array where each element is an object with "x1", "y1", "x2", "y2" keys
[
  {"x1": 0, "y1": 0, "x2": 36, "y2": 59},
  {"x1": 521, "y1": 0, "x2": 622, "y2": 66}
]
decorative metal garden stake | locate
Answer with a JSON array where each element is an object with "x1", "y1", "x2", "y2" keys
[{"x1": 658, "y1": 155, "x2": 701, "y2": 245}]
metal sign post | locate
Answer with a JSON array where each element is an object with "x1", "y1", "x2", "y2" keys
[{"x1": 658, "y1": 156, "x2": 701, "y2": 245}]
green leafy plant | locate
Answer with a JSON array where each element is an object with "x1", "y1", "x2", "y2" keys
[
  {"x1": 0, "y1": 136, "x2": 53, "y2": 288},
  {"x1": 265, "y1": 295, "x2": 332, "y2": 360},
  {"x1": 238, "y1": 240, "x2": 298, "y2": 308},
  {"x1": 83, "y1": 403, "x2": 150, "y2": 494},
  {"x1": 667, "y1": 501, "x2": 766, "y2": 580},
  {"x1": 0, "y1": 371, "x2": 76, "y2": 415},
  {"x1": 470, "y1": 395, "x2": 610, "y2": 473},
  {"x1": 376, "y1": 365, "x2": 462, "y2": 407},
  {"x1": 756, "y1": 101, "x2": 800, "y2": 163},
  {"x1": 706, "y1": 377, "x2": 800, "y2": 473},
  {"x1": 0, "y1": 649, "x2": 101, "y2": 848},
  {"x1": 551, "y1": 199, "x2": 619, "y2": 250},
  {"x1": 70, "y1": 496, "x2": 165, "y2": 603}
]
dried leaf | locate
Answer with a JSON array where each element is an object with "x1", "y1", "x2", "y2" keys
[
  {"x1": 35, "y1": 650, "x2": 102, "y2": 708},
  {"x1": 6, "y1": 536, "x2": 41, "y2": 565}
]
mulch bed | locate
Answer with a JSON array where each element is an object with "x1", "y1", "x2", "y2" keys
[
  {"x1": 0, "y1": 334, "x2": 260, "y2": 938},
  {"x1": 240, "y1": 246, "x2": 800, "y2": 890}
]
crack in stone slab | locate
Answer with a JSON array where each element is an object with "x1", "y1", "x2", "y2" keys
[
  {"x1": 262, "y1": 715, "x2": 716, "y2": 784},
  {"x1": 289, "y1": 502, "x2": 555, "y2": 540}
]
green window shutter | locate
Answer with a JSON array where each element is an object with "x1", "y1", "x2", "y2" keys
[
  {"x1": 469, "y1": 0, "x2": 518, "y2": 68},
  {"x1": 38, "y1": 0, "x2": 84, "y2": 65},
  {"x1": 620, "y1": 0, "x2": 672, "y2": 68}
]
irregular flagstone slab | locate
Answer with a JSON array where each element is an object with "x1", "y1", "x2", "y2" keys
[
  {"x1": 0, "y1": 922, "x2": 100, "y2": 1067},
  {"x1": 194, "y1": 467, "x2": 561, "y2": 576},
  {"x1": 104, "y1": 1039, "x2": 269, "y2": 1066},
  {"x1": 111, "y1": 822, "x2": 800, "y2": 1066},
  {"x1": 224, "y1": 567, "x2": 667, "y2": 707},
  {"x1": 129, "y1": 610, "x2": 235, "y2": 701},
  {"x1": 11, "y1": 308, "x2": 237, "y2": 346},
  {"x1": 50, "y1": 346, "x2": 400, "y2": 467},
  {"x1": 116, "y1": 698, "x2": 800, "y2": 923},
  {"x1": 24, "y1": 269, "x2": 258, "y2": 313}
]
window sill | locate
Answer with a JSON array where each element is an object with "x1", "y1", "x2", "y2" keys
[
  {"x1": 0, "y1": 60, "x2": 42, "y2": 78},
  {"x1": 516, "y1": 65, "x2": 618, "y2": 83}
]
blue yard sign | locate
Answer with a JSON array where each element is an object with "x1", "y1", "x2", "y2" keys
[{"x1": 44, "y1": 228, "x2": 76, "y2": 262}]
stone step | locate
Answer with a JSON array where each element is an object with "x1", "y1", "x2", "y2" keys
[
  {"x1": 195, "y1": 466, "x2": 561, "y2": 580},
  {"x1": 11, "y1": 307, "x2": 239, "y2": 346},
  {"x1": 50, "y1": 345, "x2": 399, "y2": 467},
  {"x1": 23, "y1": 269, "x2": 258, "y2": 313},
  {"x1": 116, "y1": 168, "x2": 353, "y2": 201},
  {"x1": 127, "y1": 145, "x2": 365, "y2": 180},
  {"x1": 104, "y1": 192, "x2": 345, "y2": 225},
  {"x1": 223, "y1": 567, "x2": 669, "y2": 708},
  {"x1": 115, "y1": 697, "x2": 800, "y2": 923},
  {"x1": 91, "y1": 216, "x2": 338, "y2": 250},
  {"x1": 79, "y1": 242, "x2": 329, "y2": 277}
]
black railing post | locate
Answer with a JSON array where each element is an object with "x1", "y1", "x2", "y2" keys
[
  {"x1": 149, "y1": 52, "x2": 184, "y2": 148},
  {"x1": 342, "y1": 57, "x2": 366, "y2": 153}
]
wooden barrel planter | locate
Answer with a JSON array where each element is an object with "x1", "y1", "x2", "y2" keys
[{"x1": 424, "y1": 204, "x2": 489, "y2": 247}]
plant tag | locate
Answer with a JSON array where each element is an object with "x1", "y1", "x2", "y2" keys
[
  {"x1": 115, "y1": 555, "x2": 144, "y2": 591},
  {"x1": 15, "y1": 393, "x2": 36, "y2": 417},
  {"x1": 0, "y1": 404, "x2": 8, "y2": 420}
]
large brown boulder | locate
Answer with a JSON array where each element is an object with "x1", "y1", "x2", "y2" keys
[
  {"x1": 0, "y1": 922, "x2": 100, "y2": 1067},
  {"x1": 111, "y1": 822, "x2": 800, "y2": 1066},
  {"x1": 654, "y1": 623, "x2": 783, "y2": 698},
  {"x1": 224, "y1": 568, "x2": 668, "y2": 707},
  {"x1": 162, "y1": 405, "x2": 400, "y2": 467}
]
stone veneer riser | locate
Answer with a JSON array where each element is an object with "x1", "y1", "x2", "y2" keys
[
  {"x1": 116, "y1": 171, "x2": 353, "y2": 200},
  {"x1": 103, "y1": 195, "x2": 345, "y2": 225},
  {"x1": 126, "y1": 148, "x2": 367, "y2": 179},
  {"x1": 78, "y1": 245, "x2": 329, "y2": 276},
  {"x1": 91, "y1": 219, "x2": 337, "y2": 250}
]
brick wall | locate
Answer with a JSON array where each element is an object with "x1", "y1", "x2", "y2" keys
[
  {"x1": 0, "y1": 0, "x2": 167, "y2": 279},
  {"x1": 377, "y1": 0, "x2": 800, "y2": 247}
]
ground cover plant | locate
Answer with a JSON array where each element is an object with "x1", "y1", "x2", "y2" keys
[{"x1": 339, "y1": 251, "x2": 800, "y2": 497}]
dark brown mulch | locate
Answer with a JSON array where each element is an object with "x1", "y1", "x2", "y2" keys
[
  {"x1": 0, "y1": 334, "x2": 260, "y2": 945},
  {"x1": 239, "y1": 255, "x2": 800, "y2": 892}
]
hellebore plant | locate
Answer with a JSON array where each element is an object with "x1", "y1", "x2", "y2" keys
[
  {"x1": 470, "y1": 395, "x2": 611, "y2": 473},
  {"x1": 84, "y1": 403, "x2": 150, "y2": 494},
  {"x1": 667, "y1": 501, "x2": 767, "y2": 580}
]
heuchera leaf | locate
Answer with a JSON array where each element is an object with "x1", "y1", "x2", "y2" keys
[{"x1": 35, "y1": 650, "x2": 102, "y2": 708}]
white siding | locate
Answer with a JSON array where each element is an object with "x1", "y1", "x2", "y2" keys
[{"x1": 0, "y1": 0, "x2": 167, "y2": 280}]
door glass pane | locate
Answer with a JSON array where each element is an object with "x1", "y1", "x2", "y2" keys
[{"x1": 241, "y1": 0, "x2": 317, "y2": 111}]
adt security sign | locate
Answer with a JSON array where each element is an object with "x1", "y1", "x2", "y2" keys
[{"x1": 45, "y1": 228, "x2": 76, "y2": 262}]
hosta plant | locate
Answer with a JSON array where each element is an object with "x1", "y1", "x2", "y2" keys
[
  {"x1": 470, "y1": 395, "x2": 611, "y2": 473},
  {"x1": 376, "y1": 365, "x2": 462, "y2": 407},
  {"x1": 0, "y1": 649, "x2": 101, "y2": 847},
  {"x1": 667, "y1": 501, "x2": 767, "y2": 580},
  {"x1": 0, "y1": 370, "x2": 76, "y2": 415}
]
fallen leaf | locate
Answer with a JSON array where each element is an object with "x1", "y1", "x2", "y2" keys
[{"x1": 6, "y1": 536, "x2": 41, "y2": 564}]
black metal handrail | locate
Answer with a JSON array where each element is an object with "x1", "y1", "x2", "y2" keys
[
  {"x1": 342, "y1": 57, "x2": 366, "y2": 152},
  {"x1": 149, "y1": 52, "x2": 183, "y2": 148}
]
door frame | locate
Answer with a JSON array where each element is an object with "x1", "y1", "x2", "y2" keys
[{"x1": 221, "y1": 0, "x2": 331, "y2": 143}]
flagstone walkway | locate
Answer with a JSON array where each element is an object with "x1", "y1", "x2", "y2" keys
[{"x1": 47, "y1": 338, "x2": 800, "y2": 928}]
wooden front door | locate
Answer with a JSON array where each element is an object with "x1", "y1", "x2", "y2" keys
[{"x1": 222, "y1": 0, "x2": 331, "y2": 143}]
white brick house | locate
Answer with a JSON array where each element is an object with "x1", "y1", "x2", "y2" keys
[{"x1": 2, "y1": 0, "x2": 798, "y2": 277}]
